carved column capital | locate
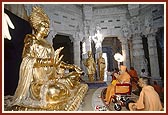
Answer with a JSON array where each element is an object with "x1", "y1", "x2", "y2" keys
[{"x1": 121, "y1": 24, "x2": 131, "y2": 38}]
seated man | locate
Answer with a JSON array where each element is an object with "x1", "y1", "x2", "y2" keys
[
  {"x1": 129, "y1": 78, "x2": 163, "y2": 111},
  {"x1": 104, "y1": 65, "x2": 130, "y2": 105}
]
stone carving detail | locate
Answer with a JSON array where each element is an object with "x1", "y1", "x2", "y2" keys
[
  {"x1": 128, "y1": 4, "x2": 140, "y2": 17},
  {"x1": 121, "y1": 23, "x2": 131, "y2": 38},
  {"x1": 83, "y1": 5, "x2": 93, "y2": 20},
  {"x1": 142, "y1": 14, "x2": 156, "y2": 35},
  {"x1": 95, "y1": 5, "x2": 127, "y2": 15},
  {"x1": 92, "y1": 24, "x2": 104, "y2": 53},
  {"x1": 130, "y1": 17, "x2": 141, "y2": 34},
  {"x1": 73, "y1": 24, "x2": 84, "y2": 42},
  {"x1": 84, "y1": 20, "x2": 91, "y2": 38}
]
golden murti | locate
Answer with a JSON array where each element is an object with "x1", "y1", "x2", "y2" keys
[
  {"x1": 97, "y1": 52, "x2": 105, "y2": 81},
  {"x1": 83, "y1": 51, "x2": 96, "y2": 82},
  {"x1": 4, "y1": 6, "x2": 88, "y2": 111}
]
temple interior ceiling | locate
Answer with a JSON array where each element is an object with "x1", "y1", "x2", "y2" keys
[
  {"x1": 92, "y1": 4, "x2": 127, "y2": 8},
  {"x1": 75, "y1": 4, "x2": 127, "y2": 10}
]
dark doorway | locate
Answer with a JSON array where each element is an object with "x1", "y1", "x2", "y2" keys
[
  {"x1": 142, "y1": 35, "x2": 151, "y2": 76},
  {"x1": 156, "y1": 27, "x2": 164, "y2": 80},
  {"x1": 102, "y1": 37, "x2": 122, "y2": 71},
  {"x1": 53, "y1": 35, "x2": 74, "y2": 64},
  {"x1": 102, "y1": 46, "x2": 113, "y2": 71}
]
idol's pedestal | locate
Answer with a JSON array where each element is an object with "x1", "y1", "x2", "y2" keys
[{"x1": 4, "y1": 83, "x2": 88, "y2": 111}]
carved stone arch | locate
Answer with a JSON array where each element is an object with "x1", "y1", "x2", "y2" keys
[{"x1": 117, "y1": 36, "x2": 130, "y2": 68}]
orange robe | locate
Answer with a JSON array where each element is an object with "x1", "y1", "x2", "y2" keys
[
  {"x1": 130, "y1": 85, "x2": 163, "y2": 111},
  {"x1": 128, "y1": 69, "x2": 138, "y2": 90},
  {"x1": 104, "y1": 72, "x2": 130, "y2": 103},
  {"x1": 128, "y1": 69, "x2": 138, "y2": 79},
  {"x1": 152, "y1": 84, "x2": 162, "y2": 95}
]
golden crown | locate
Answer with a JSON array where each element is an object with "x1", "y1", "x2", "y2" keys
[{"x1": 29, "y1": 6, "x2": 50, "y2": 29}]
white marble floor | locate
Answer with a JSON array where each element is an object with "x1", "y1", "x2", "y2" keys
[
  {"x1": 78, "y1": 87, "x2": 108, "y2": 111},
  {"x1": 78, "y1": 85, "x2": 139, "y2": 112}
]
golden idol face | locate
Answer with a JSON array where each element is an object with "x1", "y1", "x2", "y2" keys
[{"x1": 36, "y1": 21, "x2": 49, "y2": 37}]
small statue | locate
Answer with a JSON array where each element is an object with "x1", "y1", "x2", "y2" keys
[
  {"x1": 83, "y1": 51, "x2": 96, "y2": 82},
  {"x1": 97, "y1": 52, "x2": 106, "y2": 81},
  {"x1": 5, "y1": 6, "x2": 88, "y2": 111},
  {"x1": 92, "y1": 24, "x2": 103, "y2": 51}
]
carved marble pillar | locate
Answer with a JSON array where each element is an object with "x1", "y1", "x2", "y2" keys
[
  {"x1": 147, "y1": 33, "x2": 160, "y2": 80},
  {"x1": 81, "y1": 37, "x2": 92, "y2": 77},
  {"x1": 73, "y1": 39, "x2": 81, "y2": 67},
  {"x1": 121, "y1": 38, "x2": 130, "y2": 69},
  {"x1": 92, "y1": 24, "x2": 103, "y2": 60},
  {"x1": 121, "y1": 24, "x2": 131, "y2": 69},
  {"x1": 94, "y1": 42, "x2": 103, "y2": 61},
  {"x1": 132, "y1": 33, "x2": 146, "y2": 75},
  {"x1": 82, "y1": 4, "x2": 93, "y2": 58},
  {"x1": 82, "y1": 37, "x2": 92, "y2": 58}
]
